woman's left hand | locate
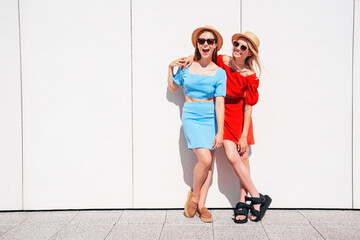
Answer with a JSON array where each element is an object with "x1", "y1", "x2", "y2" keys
[
  {"x1": 212, "y1": 133, "x2": 223, "y2": 150},
  {"x1": 237, "y1": 136, "x2": 248, "y2": 155}
]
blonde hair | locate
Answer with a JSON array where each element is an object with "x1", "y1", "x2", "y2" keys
[{"x1": 246, "y1": 40, "x2": 262, "y2": 76}]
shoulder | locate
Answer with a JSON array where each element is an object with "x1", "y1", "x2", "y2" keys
[
  {"x1": 242, "y1": 68, "x2": 256, "y2": 77},
  {"x1": 216, "y1": 68, "x2": 227, "y2": 80}
]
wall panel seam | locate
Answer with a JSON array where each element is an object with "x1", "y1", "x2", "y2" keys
[
  {"x1": 352, "y1": 0, "x2": 356, "y2": 209},
  {"x1": 130, "y1": 0, "x2": 135, "y2": 208},
  {"x1": 17, "y1": 0, "x2": 24, "y2": 211},
  {"x1": 240, "y1": 0, "x2": 242, "y2": 33}
]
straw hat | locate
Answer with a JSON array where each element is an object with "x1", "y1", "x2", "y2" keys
[
  {"x1": 191, "y1": 25, "x2": 223, "y2": 51},
  {"x1": 232, "y1": 31, "x2": 260, "y2": 53}
]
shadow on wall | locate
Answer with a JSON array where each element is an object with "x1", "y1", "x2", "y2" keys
[
  {"x1": 166, "y1": 87, "x2": 242, "y2": 208},
  {"x1": 215, "y1": 147, "x2": 240, "y2": 207}
]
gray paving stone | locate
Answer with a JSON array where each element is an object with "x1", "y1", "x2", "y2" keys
[
  {"x1": 211, "y1": 209, "x2": 259, "y2": 226},
  {"x1": 160, "y1": 224, "x2": 212, "y2": 240},
  {"x1": 0, "y1": 223, "x2": 64, "y2": 240},
  {"x1": 261, "y1": 210, "x2": 309, "y2": 226},
  {"x1": 299, "y1": 210, "x2": 360, "y2": 223},
  {"x1": 118, "y1": 210, "x2": 166, "y2": 224},
  {"x1": 0, "y1": 212, "x2": 30, "y2": 225},
  {"x1": 106, "y1": 223, "x2": 163, "y2": 240},
  {"x1": 24, "y1": 211, "x2": 78, "y2": 224},
  {"x1": 314, "y1": 225, "x2": 360, "y2": 240},
  {"x1": 69, "y1": 210, "x2": 122, "y2": 225},
  {"x1": 264, "y1": 225, "x2": 323, "y2": 240},
  {"x1": 166, "y1": 210, "x2": 207, "y2": 225},
  {"x1": 214, "y1": 225, "x2": 268, "y2": 240},
  {"x1": 52, "y1": 222, "x2": 115, "y2": 240}
]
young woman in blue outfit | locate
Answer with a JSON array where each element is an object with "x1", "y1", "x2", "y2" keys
[{"x1": 167, "y1": 26, "x2": 226, "y2": 222}]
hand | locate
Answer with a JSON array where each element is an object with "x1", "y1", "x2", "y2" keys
[
  {"x1": 212, "y1": 133, "x2": 223, "y2": 150},
  {"x1": 237, "y1": 136, "x2": 248, "y2": 155},
  {"x1": 169, "y1": 57, "x2": 188, "y2": 69}
]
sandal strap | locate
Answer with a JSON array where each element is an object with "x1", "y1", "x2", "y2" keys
[
  {"x1": 245, "y1": 194, "x2": 266, "y2": 205},
  {"x1": 249, "y1": 205, "x2": 261, "y2": 217},
  {"x1": 235, "y1": 202, "x2": 250, "y2": 210},
  {"x1": 234, "y1": 202, "x2": 249, "y2": 216}
]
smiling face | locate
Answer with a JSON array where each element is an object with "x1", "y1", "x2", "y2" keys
[
  {"x1": 196, "y1": 31, "x2": 217, "y2": 59},
  {"x1": 232, "y1": 37, "x2": 253, "y2": 62}
]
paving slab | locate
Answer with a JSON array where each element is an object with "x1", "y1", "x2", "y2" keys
[
  {"x1": 106, "y1": 223, "x2": 163, "y2": 240},
  {"x1": 22, "y1": 211, "x2": 78, "y2": 224},
  {"x1": 118, "y1": 210, "x2": 166, "y2": 224},
  {"x1": 0, "y1": 222, "x2": 65, "y2": 240},
  {"x1": 52, "y1": 222, "x2": 115, "y2": 240},
  {"x1": 0, "y1": 212, "x2": 30, "y2": 225},
  {"x1": 261, "y1": 210, "x2": 309, "y2": 226},
  {"x1": 264, "y1": 225, "x2": 323, "y2": 240},
  {"x1": 0, "y1": 212, "x2": 31, "y2": 236},
  {"x1": 69, "y1": 210, "x2": 122, "y2": 225},
  {"x1": 213, "y1": 224, "x2": 267, "y2": 240},
  {"x1": 160, "y1": 224, "x2": 212, "y2": 240},
  {"x1": 211, "y1": 209, "x2": 258, "y2": 226},
  {"x1": 299, "y1": 210, "x2": 360, "y2": 224},
  {"x1": 166, "y1": 210, "x2": 208, "y2": 225},
  {"x1": 313, "y1": 225, "x2": 360, "y2": 240}
]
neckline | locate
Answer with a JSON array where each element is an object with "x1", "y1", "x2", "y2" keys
[
  {"x1": 221, "y1": 59, "x2": 255, "y2": 78},
  {"x1": 187, "y1": 67, "x2": 221, "y2": 77},
  {"x1": 221, "y1": 58, "x2": 256, "y2": 78}
]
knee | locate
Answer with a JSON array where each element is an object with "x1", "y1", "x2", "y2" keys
[
  {"x1": 226, "y1": 152, "x2": 240, "y2": 166},
  {"x1": 198, "y1": 157, "x2": 212, "y2": 169}
]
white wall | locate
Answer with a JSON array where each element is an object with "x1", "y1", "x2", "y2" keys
[
  {"x1": 0, "y1": 0, "x2": 358, "y2": 210},
  {"x1": 0, "y1": 0, "x2": 22, "y2": 210},
  {"x1": 243, "y1": 0, "x2": 354, "y2": 208},
  {"x1": 20, "y1": 0, "x2": 132, "y2": 209}
]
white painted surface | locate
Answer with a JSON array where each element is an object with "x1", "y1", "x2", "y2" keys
[
  {"x1": 20, "y1": 0, "x2": 132, "y2": 209},
  {"x1": 0, "y1": 0, "x2": 22, "y2": 210},
  {"x1": 0, "y1": 0, "x2": 357, "y2": 210},
  {"x1": 243, "y1": 0, "x2": 354, "y2": 208},
  {"x1": 353, "y1": 0, "x2": 360, "y2": 209},
  {"x1": 132, "y1": 0, "x2": 241, "y2": 208}
]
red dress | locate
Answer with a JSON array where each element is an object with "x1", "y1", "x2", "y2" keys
[{"x1": 217, "y1": 55, "x2": 259, "y2": 145}]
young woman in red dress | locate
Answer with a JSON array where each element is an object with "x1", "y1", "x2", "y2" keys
[{"x1": 182, "y1": 31, "x2": 271, "y2": 223}]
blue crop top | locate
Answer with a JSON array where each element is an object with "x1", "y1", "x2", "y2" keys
[{"x1": 173, "y1": 67, "x2": 226, "y2": 99}]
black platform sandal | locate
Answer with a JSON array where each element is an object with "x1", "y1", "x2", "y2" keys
[
  {"x1": 234, "y1": 202, "x2": 250, "y2": 224},
  {"x1": 245, "y1": 193, "x2": 272, "y2": 222}
]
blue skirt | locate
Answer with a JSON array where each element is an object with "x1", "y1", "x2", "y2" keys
[{"x1": 182, "y1": 102, "x2": 217, "y2": 150}]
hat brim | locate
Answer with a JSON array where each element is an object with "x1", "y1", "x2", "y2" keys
[
  {"x1": 232, "y1": 33, "x2": 258, "y2": 53},
  {"x1": 192, "y1": 26, "x2": 223, "y2": 51}
]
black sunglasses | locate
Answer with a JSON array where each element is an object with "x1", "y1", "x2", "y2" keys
[
  {"x1": 198, "y1": 38, "x2": 216, "y2": 45},
  {"x1": 233, "y1": 41, "x2": 248, "y2": 51}
]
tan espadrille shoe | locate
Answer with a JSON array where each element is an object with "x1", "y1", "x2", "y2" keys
[
  {"x1": 197, "y1": 207, "x2": 213, "y2": 223},
  {"x1": 184, "y1": 190, "x2": 197, "y2": 218}
]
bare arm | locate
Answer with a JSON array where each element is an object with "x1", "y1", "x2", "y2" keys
[
  {"x1": 168, "y1": 58, "x2": 186, "y2": 92},
  {"x1": 212, "y1": 96, "x2": 225, "y2": 149},
  {"x1": 167, "y1": 65, "x2": 179, "y2": 92},
  {"x1": 238, "y1": 104, "x2": 252, "y2": 154}
]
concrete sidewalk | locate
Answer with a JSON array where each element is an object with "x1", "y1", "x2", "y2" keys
[{"x1": 0, "y1": 209, "x2": 359, "y2": 240}]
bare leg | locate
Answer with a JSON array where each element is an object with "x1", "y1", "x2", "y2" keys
[
  {"x1": 197, "y1": 150, "x2": 215, "y2": 209},
  {"x1": 240, "y1": 148, "x2": 250, "y2": 203},
  {"x1": 191, "y1": 148, "x2": 213, "y2": 209},
  {"x1": 223, "y1": 140, "x2": 260, "y2": 221}
]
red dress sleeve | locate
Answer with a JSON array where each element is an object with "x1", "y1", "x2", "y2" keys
[{"x1": 244, "y1": 74, "x2": 259, "y2": 106}]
